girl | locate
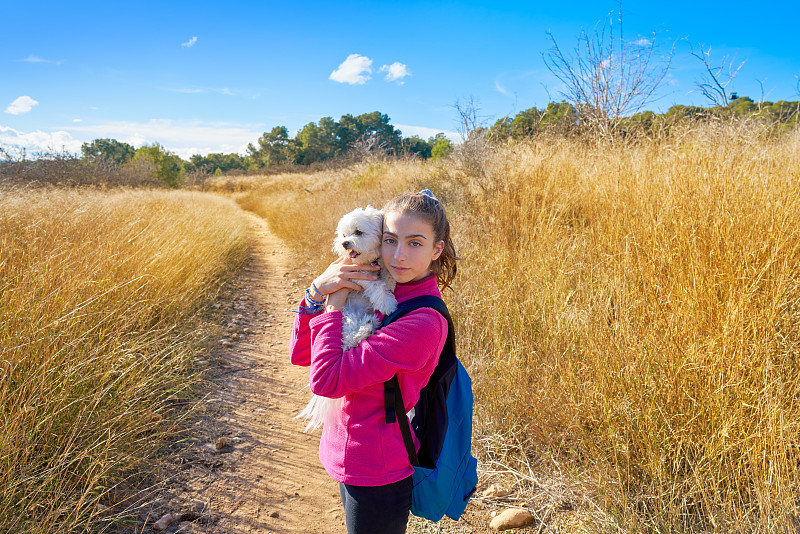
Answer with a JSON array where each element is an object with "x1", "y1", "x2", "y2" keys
[{"x1": 289, "y1": 190, "x2": 458, "y2": 534}]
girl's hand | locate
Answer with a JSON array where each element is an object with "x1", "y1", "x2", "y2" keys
[
  {"x1": 325, "y1": 287, "x2": 350, "y2": 312},
  {"x1": 313, "y1": 256, "x2": 380, "y2": 296}
]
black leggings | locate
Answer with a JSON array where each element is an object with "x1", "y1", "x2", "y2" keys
[{"x1": 338, "y1": 476, "x2": 412, "y2": 534}]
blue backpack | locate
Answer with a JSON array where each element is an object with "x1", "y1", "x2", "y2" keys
[{"x1": 382, "y1": 295, "x2": 479, "y2": 522}]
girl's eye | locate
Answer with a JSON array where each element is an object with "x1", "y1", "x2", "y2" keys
[
  {"x1": 410, "y1": 241, "x2": 422, "y2": 247},
  {"x1": 383, "y1": 237, "x2": 396, "y2": 244}
]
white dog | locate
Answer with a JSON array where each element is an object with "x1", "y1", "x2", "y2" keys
[{"x1": 297, "y1": 205, "x2": 397, "y2": 431}]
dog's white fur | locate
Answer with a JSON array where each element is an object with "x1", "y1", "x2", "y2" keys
[{"x1": 297, "y1": 206, "x2": 397, "y2": 431}]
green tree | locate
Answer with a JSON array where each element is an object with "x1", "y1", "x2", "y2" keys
[
  {"x1": 189, "y1": 152, "x2": 246, "y2": 174},
  {"x1": 293, "y1": 121, "x2": 333, "y2": 164},
  {"x1": 487, "y1": 101, "x2": 577, "y2": 142},
  {"x1": 400, "y1": 136, "x2": 433, "y2": 159},
  {"x1": 663, "y1": 104, "x2": 707, "y2": 122},
  {"x1": 765, "y1": 100, "x2": 799, "y2": 125},
  {"x1": 81, "y1": 138, "x2": 135, "y2": 165},
  {"x1": 430, "y1": 134, "x2": 453, "y2": 160},
  {"x1": 128, "y1": 143, "x2": 184, "y2": 188},
  {"x1": 247, "y1": 126, "x2": 290, "y2": 168},
  {"x1": 244, "y1": 111, "x2": 415, "y2": 167},
  {"x1": 729, "y1": 96, "x2": 757, "y2": 115},
  {"x1": 540, "y1": 101, "x2": 577, "y2": 132},
  {"x1": 339, "y1": 112, "x2": 403, "y2": 155}
]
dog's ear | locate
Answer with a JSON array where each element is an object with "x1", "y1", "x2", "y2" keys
[{"x1": 363, "y1": 205, "x2": 382, "y2": 219}]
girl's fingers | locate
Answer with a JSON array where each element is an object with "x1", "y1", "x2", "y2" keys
[
  {"x1": 346, "y1": 272, "x2": 379, "y2": 280},
  {"x1": 342, "y1": 281, "x2": 364, "y2": 291},
  {"x1": 314, "y1": 259, "x2": 380, "y2": 295},
  {"x1": 342, "y1": 263, "x2": 381, "y2": 271}
]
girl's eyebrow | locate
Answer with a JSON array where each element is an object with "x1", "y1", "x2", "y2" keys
[{"x1": 382, "y1": 231, "x2": 428, "y2": 240}]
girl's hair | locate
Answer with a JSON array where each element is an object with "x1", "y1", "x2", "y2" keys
[{"x1": 383, "y1": 190, "x2": 459, "y2": 290}]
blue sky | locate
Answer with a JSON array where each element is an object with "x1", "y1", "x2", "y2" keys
[{"x1": 2, "y1": 0, "x2": 798, "y2": 159}]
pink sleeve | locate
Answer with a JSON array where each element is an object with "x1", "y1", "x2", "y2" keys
[
  {"x1": 307, "y1": 308, "x2": 447, "y2": 398},
  {"x1": 288, "y1": 297, "x2": 323, "y2": 367}
]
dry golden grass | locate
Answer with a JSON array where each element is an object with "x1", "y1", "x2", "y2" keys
[
  {"x1": 225, "y1": 125, "x2": 800, "y2": 532},
  {"x1": 453, "y1": 126, "x2": 800, "y2": 532},
  {"x1": 0, "y1": 188, "x2": 248, "y2": 532}
]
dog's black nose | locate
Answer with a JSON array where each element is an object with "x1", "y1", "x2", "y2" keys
[{"x1": 342, "y1": 241, "x2": 352, "y2": 250}]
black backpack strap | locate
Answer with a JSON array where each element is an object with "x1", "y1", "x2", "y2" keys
[
  {"x1": 385, "y1": 376, "x2": 420, "y2": 466},
  {"x1": 381, "y1": 296, "x2": 453, "y2": 468}
]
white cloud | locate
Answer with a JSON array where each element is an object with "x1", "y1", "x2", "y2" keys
[
  {"x1": 181, "y1": 36, "x2": 198, "y2": 48},
  {"x1": 21, "y1": 55, "x2": 61, "y2": 64},
  {"x1": 4, "y1": 96, "x2": 39, "y2": 115},
  {"x1": 633, "y1": 38, "x2": 652, "y2": 47},
  {"x1": 0, "y1": 125, "x2": 82, "y2": 155},
  {"x1": 330, "y1": 54, "x2": 373, "y2": 85},
  {"x1": 394, "y1": 124, "x2": 459, "y2": 141},
  {"x1": 494, "y1": 80, "x2": 510, "y2": 96},
  {"x1": 1, "y1": 120, "x2": 265, "y2": 160},
  {"x1": 66, "y1": 119, "x2": 263, "y2": 158},
  {"x1": 379, "y1": 62, "x2": 410, "y2": 84},
  {"x1": 73, "y1": 118, "x2": 83, "y2": 123}
]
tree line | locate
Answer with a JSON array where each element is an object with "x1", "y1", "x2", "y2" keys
[
  {"x1": 485, "y1": 96, "x2": 800, "y2": 142},
  {"x1": 20, "y1": 95, "x2": 796, "y2": 190},
  {"x1": 79, "y1": 111, "x2": 454, "y2": 187}
]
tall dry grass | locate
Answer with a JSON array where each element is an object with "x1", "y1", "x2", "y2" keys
[
  {"x1": 223, "y1": 124, "x2": 800, "y2": 532},
  {"x1": 0, "y1": 188, "x2": 248, "y2": 532},
  {"x1": 450, "y1": 125, "x2": 800, "y2": 532}
]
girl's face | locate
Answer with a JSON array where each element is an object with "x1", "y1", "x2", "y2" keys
[{"x1": 381, "y1": 211, "x2": 444, "y2": 284}]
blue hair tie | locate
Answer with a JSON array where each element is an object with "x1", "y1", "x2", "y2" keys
[{"x1": 418, "y1": 189, "x2": 437, "y2": 201}]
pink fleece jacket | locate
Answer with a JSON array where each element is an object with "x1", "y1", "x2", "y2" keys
[{"x1": 289, "y1": 273, "x2": 448, "y2": 486}]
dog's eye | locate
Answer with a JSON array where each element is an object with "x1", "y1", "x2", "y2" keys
[{"x1": 354, "y1": 230, "x2": 363, "y2": 236}]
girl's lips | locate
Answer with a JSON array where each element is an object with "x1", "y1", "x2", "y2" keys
[{"x1": 391, "y1": 265, "x2": 408, "y2": 272}]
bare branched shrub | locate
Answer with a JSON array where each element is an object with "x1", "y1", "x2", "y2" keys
[
  {"x1": 691, "y1": 43, "x2": 747, "y2": 107},
  {"x1": 454, "y1": 95, "x2": 486, "y2": 141},
  {"x1": 451, "y1": 97, "x2": 494, "y2": 183},
  {"x1": 347, "y1": 132, "x2": 390, "y2": 164},
  {"x1": 544, "y1": 8, "x2": 674, "y2": 139}
]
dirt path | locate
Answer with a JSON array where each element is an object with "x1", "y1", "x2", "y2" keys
[
  {"x1": 147, "y1": 212, "x2": 345, "y2": 534},
  {"x1": 145, "y1": 210, "x2": 506, "y2": 534}
]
